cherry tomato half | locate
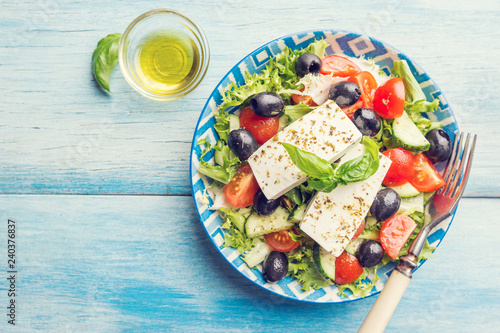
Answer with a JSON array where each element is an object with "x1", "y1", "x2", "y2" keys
[
  {"x1": 381, "y1": 148, "x2": 416, "y2": 187},
  {"x1": 320, "y1": 55, "x2": 361, "y2": 77},
  {"x1": 264, "y1": 229, "x2": 300, "y2": 252},
  {"x1": 373, "y1": 77, "x2": 405, "y2": 119},
  {"x1": 380, "y1": 214, "x2": 416, "y2": 259},
  {"x1": 224, "y1": 164, "x2": 260, "y2": 208},
  {"x1": 348, "y1": 71, "x2": 378, "y2": 109},
  {"x1": 239, "y1": 106, "x2": 279, "y2": 145},
  {"x1": 334, "y1": 251, "x2": 364, "y2": 285},
  {"x1": 410, "y1": 153, "x2": 446, "y2": 192},
  {"x1": 340, "y1": 99, "x2": 364, "y2": 119}
]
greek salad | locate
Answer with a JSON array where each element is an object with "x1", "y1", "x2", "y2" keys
[{"x1": 197, "y1": 39, "x2": 452, "y2": 297}]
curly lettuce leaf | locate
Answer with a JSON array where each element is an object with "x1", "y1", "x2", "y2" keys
[
  {"x1": 222, "y1": 216, "x2": 253, "y2": 253},
  {"x1": 197, "y1": 139, "x2": 240, "y2": 184},
  {"x1": 219, "y1": 207, "x2": 246, "y2": 233},
  {"x1": 406, "y1": 99, "x2": 443, "y2": 135},
  {"x1": 391, "y1": 60, "x2": 426, "y2": 103},
  {"x1": 338, "y1": 267, "x2": 380, "y2": 298},
  {"x1": 220, "y1": 39, "x2": 329, "y2": 111},
  {"x1": 288, "y1": 245, "x2": 333, "y2": 291}
]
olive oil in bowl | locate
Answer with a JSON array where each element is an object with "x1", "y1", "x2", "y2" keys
[
  {"x1": 134, "y1": 31, "x2": 199, "y2": 94},
  {"x1": 119, "y1": 9, "x2": 210, "y2": 100}
]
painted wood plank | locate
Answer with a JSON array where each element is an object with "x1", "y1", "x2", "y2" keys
[
  {"x1": 0, "y1": 0, "x2": 499, "y2": 196},
  {"x1": 0, "y1": 195, "x2": 498, "y2": 332}
]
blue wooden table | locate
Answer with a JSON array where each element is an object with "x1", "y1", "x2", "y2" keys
[{"x1": 1, "y1": 0, "x2": 499, "y2": 332}]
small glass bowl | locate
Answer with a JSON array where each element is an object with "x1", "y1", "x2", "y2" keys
[{"x1": 118, "y1": 9, "x2": 210, "y2": 101}]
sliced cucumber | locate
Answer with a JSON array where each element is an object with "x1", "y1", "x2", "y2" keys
[
  {"x1": 345, "y1": 238, "x2": 366, "y2": 256},
  {"x1": 313, "y1": 243, "x2": 336, "y2": 280},
  {"x1": 288, "y1": 203, "x2": 307, "y2": 223},
  {"x1": 229, "y1": 114, "x2": 240, "y2": 132},
  {"x1": 390, "y1": 182, "x2": 421, "y2": 198},
  {"x1": 214, "y1": 149, "x2": 224, "y2": 167},
  {"x1": 245, "y1": 206, "x2": 297, "y2": 238},
  {"x1": 398, "y1": 192, "x2": 424, "y2": 215},
  {"x1": 392, "y1": 111, "x2": 430, "y2": 152},
  {"x1": 278, "y1": 114, "x2": 289, "y2": 131},
  {"x1": 423, "y1": 191, "x2": 436, "y2": 205},
  {"x1": 358, "y1": 229, "x2": 380, "y2": 241},
  {"x1": 365, "y1": 216, "x2": 378, "y2": 228},
  {"x1": 243, "y1": 238, "x2": 272, "y2": 268},
  {"x1": 219, "y1": 207, "x2": 249, "y2": 233}
]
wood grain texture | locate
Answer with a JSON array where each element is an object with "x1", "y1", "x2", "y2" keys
[
  {"x1": 0, "y1": 195, "x2": 498, "y2": 332},
  {"x1": 0, "y1": 0, "x2": 499, "y2": 196}
]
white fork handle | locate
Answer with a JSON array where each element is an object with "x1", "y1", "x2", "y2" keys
[{"x1": 358, "y1": 270, "x2": 411, "y2": 333}]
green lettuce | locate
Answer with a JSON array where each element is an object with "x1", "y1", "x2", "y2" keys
[
  {"x1": 219, "y1": 39, "x2": 329, "y2": 112},
  {"x1": 197, "y1": 139, "x2": 240, "y2": 184},
  {"x1": 221, "y1": 212, "x2": 253, "y2": 253},
  {"x1": 338, "y1": 267, "x2": 381, "y2": 298},
  {"x1": 283, "y1": 103, "x2": 315, "y2": 124},
  {"x1": 391, "y1": 60, "x2": 442, "y2": 135},
  {"x1": 288, "y1": 245, "x2": 333, "y2": 291}
]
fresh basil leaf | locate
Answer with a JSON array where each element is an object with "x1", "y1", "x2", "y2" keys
[
  {"x1": 307, "y1": 178, "x2": 338, "y2": 193},
  {"x1": 336, "y1": 153, "x2": 373, "y2": 183},
  {"x1": 337, "y1": 137, "x2": 379, "y2": 183},
  {"x1": 92, "y1": 33, "x2": 122, "y2": 93},
  {"x1": 362, "y1": 136, "x2": 380, "y2": 177},
  {"x1": 335, "y1": 137, "x2": 377, "y2": 182},
  {"x1": 282, "y1": 143, "x2": 335, "y2": 179}
]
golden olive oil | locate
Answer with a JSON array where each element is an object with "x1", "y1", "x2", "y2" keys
[{"x1": 134, "y1": 30, "x2": 199, "y2": 94}]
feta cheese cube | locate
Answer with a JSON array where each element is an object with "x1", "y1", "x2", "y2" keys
[
  {"x1": 300, "y1": 144, "x2": 392, "y2": 256},
  {"x1": 247, "y1": 100, "x2": 362, "y2": 200}
]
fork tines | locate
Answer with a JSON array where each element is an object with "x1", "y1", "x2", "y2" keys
[{"x1": 439, "y1": 132, "x2": 478, "y2": 197}]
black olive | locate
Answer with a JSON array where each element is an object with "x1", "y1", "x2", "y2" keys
[
  {"x1": 295, "y1": 53, "x2": 322, "y2": 77},
  {"x1": 424, "y1": 129, "x2": 452, "y2": 163},
  {"x1": 370, "y1": 188, "x2": 401, "y2": 222},
  {"x1": 328, "y1": 81, "x2": 361, "y2": 107},
  {"x1": 253, "y1": 190, "x2": 280, "y2": 216},
  {"x1": 262, "y1": 251, "x2": 288, "y2": 283},
  {"x1": 227, "y1": 128, "x2": 258, "y2": 160},
  {"x1": 357, "y1": 240, "x2": 384, "y2": 267},
  {"x1": 249, "y1": 92, "x2": 285, "y2": 118},
  {"x1": 352, "y1": 108, "x2": 382, "y2": 137}
]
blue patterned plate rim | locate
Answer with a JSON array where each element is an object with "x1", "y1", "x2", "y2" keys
[{"x1": 189, "y1": 29, "x2": 459, "y2": 303}]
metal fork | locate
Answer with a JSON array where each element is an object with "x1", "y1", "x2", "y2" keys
[{"x1": 359, "y1": 132, "x2": 477, "y2": 333}]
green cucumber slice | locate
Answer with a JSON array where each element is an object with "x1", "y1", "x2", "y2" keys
[
  {"x1": 243, "y1": 238, "x2": 273, "y2": 268},
  {"x1": 278, "y1": 114, "x2": 289, "y2": 131},
  {"x1": 345, "y1": 238, "x2": 366, "y2": 256},
  {"x1": 245, "y1": 206, "x2": 296, "y2": 238},
  {"x1": 398, "y1": 192, "x2": 424, "y2": 215},
  {"x1": 229, "y1": 114, "x2": 240, "y2": 132},
  {"x1": 392, "y1": 111, "x2": 430, "y2": 152},
  {"x1": 390, "y1": 182, "x2": 421, "y2": 198},
  {"x1": 313, "y1": 243, "x2": 336, "y2": 280},
  {"x1": 288, "y1": 203, "x2": 307, "y2": 223}
]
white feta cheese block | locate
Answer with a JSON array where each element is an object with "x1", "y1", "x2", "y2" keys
[
  {"x1": 300, "y1": 144, "x2": 392, "y2": 256},
  {"x1": 247, "y1": 100, "x2": 362, "y2": 200}
]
